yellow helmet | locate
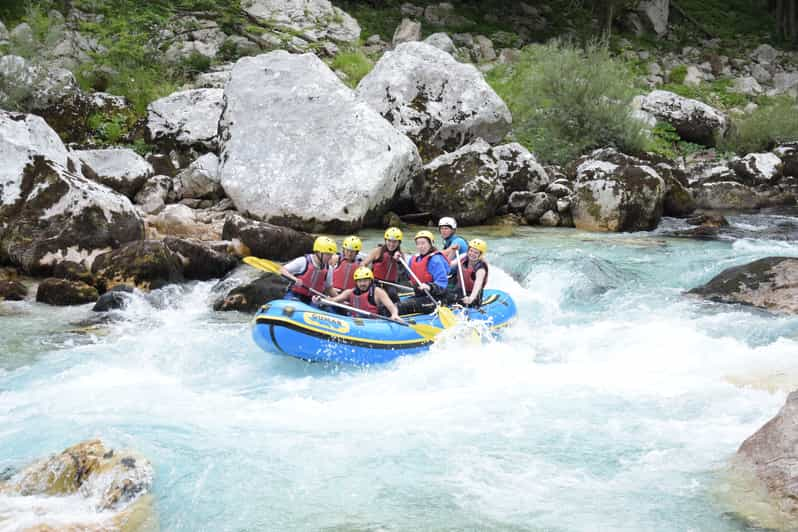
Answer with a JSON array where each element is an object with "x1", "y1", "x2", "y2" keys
[
  {"x1": 384, "y1": 227, "x2": 403, "y2": 241},
  {"x1": 342, "y1": 235, "x2": 362, "y2": 251},
  {"x1": 468, "y1": 238, "x2": 487, "y2": 255},
  {"x1": 415, "y1": 230, "x2": 435, "y2": 244},
  {"x1": 353, "y1": 266, "x2": 374, "y2": 281},
  {"x1": 313, "y1": 236, "x2": 337, "y2": 254}
]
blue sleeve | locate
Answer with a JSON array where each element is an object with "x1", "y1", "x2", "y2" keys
[
  {"x1": 428, "y1": 255, "x2": 450, "y2": 289},
  {"x1": 456, "y1": 237, "x2": 469, "y2": 256}
]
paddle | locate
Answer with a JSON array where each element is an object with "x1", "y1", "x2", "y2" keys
[
  {"x1": 374, "y1": 279, "x2": 414, "y2": 291},
  {"x1": 242, "y1": 256, "x2": 442, "y2": 340},
  {"x1": 456, "y1": 252, "x2": 467, "y2": 298},
  {"x1": 399, "y1": 256, "x2": 457, "y2": 329}
]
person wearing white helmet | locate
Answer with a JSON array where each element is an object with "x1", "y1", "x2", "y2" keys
[{"x1": 438, "y1": 216, "x2": 469, "y2": 261}]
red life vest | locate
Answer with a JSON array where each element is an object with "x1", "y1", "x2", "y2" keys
[
  {"x1": 291, "y1": 254, "x2": 328, "y2": 297},
  {"x1": 349, "y1": 284, "x2": 378, "y2": 315},
  {"x1": 332, "y1": 255, "x2": 360, "y2": 290},
  {"x1": 371, "y1": 246, "x2": 399, "y2": 282},
  {"x1": 459, "y1": 258, "x2": 488, "y2": 294},
  {"x1": 409, "y1": 251, "x2": 441, "y2": 285}
]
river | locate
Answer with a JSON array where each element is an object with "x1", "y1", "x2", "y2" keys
[{"x1": 2, "y1": 215, "x2": 798, "y2": 531}]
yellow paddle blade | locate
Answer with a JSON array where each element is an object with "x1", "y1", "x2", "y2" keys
[
  {"x1": 438, "y1": 306, "x2": 457, "y2": 329},
  {"x1": 410, "y1": 323, "x2": 442, "y2": 340},
  {"x1": 243, "y1": 256, "x2": 281, "y2": 274}
]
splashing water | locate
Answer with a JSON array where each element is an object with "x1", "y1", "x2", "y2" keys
[{"x1": 2, "y1": 219, "x2": 798, "y2": 531}]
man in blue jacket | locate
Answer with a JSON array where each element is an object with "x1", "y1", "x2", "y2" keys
[{"x1": 438, "y1": 217, "x2": 469, "y2": 261}]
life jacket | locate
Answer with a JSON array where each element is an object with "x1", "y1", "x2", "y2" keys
[
  {"x1": 409, "y1": 251, "x2": 441, "y2": 286},
  {"x1": 349, "y1": 284, "x2": 378, "y2": 315},
  {"x1": 459, "y1": 257, "x2": 488, "y2": 297},
  {"x1": 332, "y1": 254, "x2": 360, "y2": 291},
  {"x1": 371, "y1": 245, "x2": 399, "y2": 282},
  {"x1": 291, "y1": 254, "x2": 328, "y2": 297}
]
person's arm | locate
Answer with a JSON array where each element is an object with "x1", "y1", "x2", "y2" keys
[
  {"x1": 428, "y1": 255, "x2": 450, "y2": 293},
  {"x1": 463, "y1": 268, "x2": 486, "y2": 305},
  {"x1": 375, "y1": 287, "x2": 401, "y2": 320},
  {"x1": 314, "y1": 288, "x2": 352, "y2": 304},
  {"x1": 362, "y1": 246, "x2": 380, "y2": 267},
  {"x1": 280, "y1": 257, "x2": 307, "y2": 283}
]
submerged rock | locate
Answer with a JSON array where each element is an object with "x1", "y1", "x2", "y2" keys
[
  {"x1": 356, "y1": 41, "x2": 512, "y2": 161},
  {"x1": 0, "y1": 280, "x2": 27, "y2": 301},
  {"x1": 212, "y1": 263, "x2": 289, "y2": 312},
  {"x1": 35, "y1": 277, "x2": 99, "y2": 306},
  {"x1": 219, "y1": 51, "x2": 420, "y2": 232},
  {"x1": 0, "y1": 439, "x2": 154, "y2": 530},
  {"x1": 92, "y1": 285, "x2": 135, "y2": 312},
  {"x1": 689, "y1": 257, "x2": 798, "y2": 314}
]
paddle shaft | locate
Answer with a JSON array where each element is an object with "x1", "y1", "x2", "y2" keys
[
  {"x1": 399, "y1": 257, "x2": 440, "y2": 308},
  {"x1": 375, "y1": 279, "x2": 413, "y2": 291},
  {"x1": 457, "y1": 253, "x2": 467, "y2": 298}
]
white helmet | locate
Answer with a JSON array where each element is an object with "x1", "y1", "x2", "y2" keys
[{"x1": 438, "y1": 216, "x2": 457, "y2": 229}]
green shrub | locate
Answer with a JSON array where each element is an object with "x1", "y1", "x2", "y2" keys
[
  {"x1": 330, "y1": 50, "x2": 373, "y2": 88},
  {"x1": 668, "y1": 65, "x2": 687, "y2": 84},
  {"x1": 646, "y1": 122, "x2": 705, "y2": 159},
  {"x1": 179, "y1": 51, "x2": 212, "y2": 75},
  {"x1": 486, "y1": 40, "x2": 649, "y2": 165},
  {"x1": 720, "y1": 97, "x2": 798, "y2": 154}
]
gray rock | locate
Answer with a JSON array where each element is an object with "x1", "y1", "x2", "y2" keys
[
  {"x1": 36, "y1": 277, "x2": 98, "y2": 306},
  {"x1": 212, "y1": 263, "x2": 289, "y2": 312},
  {"x1": 508, "y1": 191, "x2": 534, "y2": 211},
  {"x1": 498, "y1": 48, "x2": 521, "y2": 64},
  {"x1": 219, "y1": 52, "x2": 420, "y2": 232},
  {"x1": 730, "y1": 76, "x2": 762, "y2": 96},
  {"x1": 772, "y1": 72, "x2": 798, "y2": 95},
  {"x1": 539, "y1": 210, "x2": 561, "y2": 227},
  {"x1": 637, "y1": 0, "x2": 669, "y2": 36},
  {"x1": 684, "y1": 65, "x2": 703, "y2": 87},
  {"x1": 473, "y1": 35, "x2": 496, "y2": 62},
  {"x1": 221, "y1": 213, "x2": 315, "y2": 261},
  {"x1": 163, "y1": 236, "x2": 237, "y2": 281},
  {"x1": 0, "y1": 157, "x2": 144, "y2": 275},
  {"x1": 242, "y1": 0, "x2": 360, "y2": 43},
  {"x1": 751, "y1": 63, "x2": 772, "y2": 84},
  {"x1": 366, "y1": 34, "x2": 383, "y2": 46},
  {"x1": 730, "y1": 152, "x2": 783, "y2": 185},
  {"x1": 523, "y1": 192, "x2": 554, "y2": 224},
  {"x1": 751, "y1": 44, "x2": 779, "y2": 64},
  {"x1": 177, "y1": 153, "x2": 222, "y2": 200},
  {"x1": 451, "y1": 33, "x2": 474, "y2": 48},
  {"x1": 357, "y1": 42, "x2": 512, "y2": 161},
  {"x1": 693, "y1": 181, "x2": 762, "y2": 210},
  {"x1": 775, "y1": 143, "x2": 798, "y2": 177},
  {"x1": 556, "y1": 197, "x2": 571, "y2": 213},
  {"x1": 9, "y1": 23, "x2": 34, "y2": 50},
  {"x1": 423, "y1": 3, "x2": 470, "y2": 26},
  {"x1": 546, "y1": 182, "x2": 573, "y2": 198},
  {"x1": 92, "y1": 240, "x2": 184, "y2": 291},
  {"x1": 223, "y1": 35, "x2": 261, "y2": 57},
  {"x1": 134, "y1": 175, "x2": 172, "y2": 215},
  {"x1": 690, "y1": 257, "x2": 798, "y2": 314},
  {"x1": 640, "y1": 89, "x2": 727, "y2": 146},
  {"x1": 423, "y1": 32, "x2": 456, "y2": 54},
  {"x1": 393, "y1": 18, "x2": 421, "y2": 47},
  {"x1": 648, "y1": 62, "x2": 663, "y2": 76},
  {"x1": 146, "y1": 88, "x2": 224, "y2": 151},
  {"x1": 72, "y1": 148, "x2": 154, "y2": 198},
  {"x1": 569, "y1": 149, "x2": 665, "y2": 232},
  {"x1": 400, "y1": 3, "x2": 425, "y2": 18},
  {"x1": 414, "y1": 139, "x2": 549, "y2": 225}
]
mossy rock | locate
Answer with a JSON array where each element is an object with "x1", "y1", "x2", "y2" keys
[{"x1": 35, "y1": 278, "x2": 99, "y2": 306}]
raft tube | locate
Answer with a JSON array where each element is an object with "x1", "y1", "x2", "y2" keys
[{"x1": 252, "y1": 289, "x2": 517, "y2": 364}]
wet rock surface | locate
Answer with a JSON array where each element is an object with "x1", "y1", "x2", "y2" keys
[
  {"x1": 92, "y1": 240, "x2": 185, "y2": 291},
  {"x1": 35, "y1": 277, "x2": 99, "y2": 306}
]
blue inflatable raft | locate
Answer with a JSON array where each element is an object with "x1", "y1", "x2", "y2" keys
[{"x1": 252, "y1": 289, "x2": 517, "y2": 364}]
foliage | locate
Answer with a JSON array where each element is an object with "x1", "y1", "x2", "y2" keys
[
  {"x1": 486, "y1": 40, "x2": 649, "y2": 164},
  {"x1": 330, "y1": 49, "x2": 373, "y2": 88},
  {"x1": 676, "y1": 0, "x2": 775, "y2": 41},
  {"x1": 720, "y1": 97, "x2": 798, "y2": 154},
  {"x1": 661, "y1": 79, "x2": 749, "y2": 110},
  {"x1": 86, "y1": 108, "x2": 137, "y2": 144},
  {"x1": 668, "y1": 65, "x2": 687, "y2": 85},
  {"x1": 646, "y1": 121, "x2": 705, "y2": 159}
]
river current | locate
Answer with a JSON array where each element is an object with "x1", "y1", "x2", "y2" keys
[{"x1": 2, "y1": 215, "x2": 798, "y2": 531}]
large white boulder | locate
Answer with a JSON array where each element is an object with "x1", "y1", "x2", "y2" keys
[
  {"x1": 218, "y1": 51, "x2": 421, "y2": 231},
  {"x1": 0, "y1": 111, "x2": 69, "y2": 208},
  {"x1": 356, "y1": 41, "x2": 512, "y2": 161},
  {"x1": 72, "y1": 148, "x2": 154, "y2": 198},
  {"x1": 242, "y1": 0, "x2": 360, "y2": 43},
  {"x1": 177, "y1": 153, "x2": 223, "y2": 200},
  {"x1": 730, "y1": 152, "x2": 783, "y2": 185},
  {"x1": 146, "y1": 88, "x2": 224, "y2": 151},
  {"x1": 640, "y1": 89, "x2": 727, "y2": 146}
]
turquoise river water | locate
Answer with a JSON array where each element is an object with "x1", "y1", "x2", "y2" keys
[{"x1": 2, "y1": 214, "x2": 798, "y2": 531}]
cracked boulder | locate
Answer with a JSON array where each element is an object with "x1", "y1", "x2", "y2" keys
[
  {"x1": 219, "y1": 51, "x2": 420, "y2": 232},
  {"x1": 1, "y1": 152, "x2": 144, "y2": 276},
  {"x1": 569, "y1": 149, "x2": 665, "y2": 232},
  {"x1": 640, "y1": 90, "x2": 727, "y2": 146},
  {"x1": 356, "y1": 41, "x2": 512, "y2": 161}
]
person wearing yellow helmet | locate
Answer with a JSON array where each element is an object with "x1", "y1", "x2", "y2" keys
[
  {"x1": 328, "y1": 235, "x2": 364, "y2": 294},
  {"x1": 449, "y1": 238, "x2": 489, "y2": 307},
  {"x1": 314, "y1": 266, "x2": 401, "y2": 321},
  {"x1": 280, "y1": 235, "x2": 338, "y2": 304},
  {"x1": 363, "y1": 226, "x2": 406, "y2": 300},
  {"x1": 395, "y1": 229, "x2": 452, "y2": 315},
  {"x1": 438, "y1": 216, "x2": 469, "y2": 261}
]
